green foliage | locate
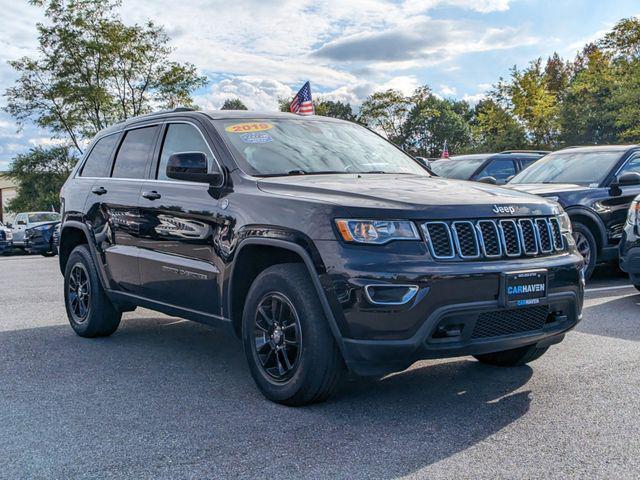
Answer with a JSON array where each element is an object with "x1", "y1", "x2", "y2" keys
[
  {"x1": 472, "y1": 99, "x2": 527, "y2": 152},
  {"x1": 315, "y1": 99, "x2": 356, "y2": 121},
  {"x1": 492, "y1": 59, "x2": 561, "y2": 149},
  {"x1": 5, "y1": 146, "x2": 77, "y2": 212},
  {"x1": 358, "y1": 89, "x2": 412, "y2": 146},
  {"x1": 403, "y1": 87, "x2": 473, "y2": 157},
  {"x1": 4, "y1": 0, "x2": 207, "y2": 154},
  {"x1": 221, "y1": 98, "x2": 248, "y2": 110}
]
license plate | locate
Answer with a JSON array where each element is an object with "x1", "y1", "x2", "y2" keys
[{"x1": 501, "y1": 270, "x2": 547, "y2": 307}]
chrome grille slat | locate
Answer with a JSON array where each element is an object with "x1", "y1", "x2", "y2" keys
[
  {"x1": 518, "y1": 218, "x2": 538, "y2": 255},
  {"x1": 451, "y1": 221, "x2": 480, "y2": 259},
  {"x1": 535, "y1": 218, "x2": 553, "y2": 253},
  {"x1": 422, "y1": 222, "x2": 455, "y2": 259},
  {"x1": 423, "y1": 217, "x2": 565, "y2": 261},
  {"x1": 499, "y1": 219, "x2": 521, "y2": 257},
  {"x1": 548, "y1": 217, "x2": 564, "y2": 250}
]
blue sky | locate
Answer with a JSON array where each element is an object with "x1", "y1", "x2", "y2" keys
[{"x1": 0, "y1": 0, "x2": 639, "y2": 169}]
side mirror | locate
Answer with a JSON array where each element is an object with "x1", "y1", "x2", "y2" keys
[
  {"x1": 477, "y1": 176, "x2": 498, "y2": 185},
  {"x1": 5, "y1": 223, "x2": 12, "y2": 229},
  {"x1": 16, "y1": 220, "x2": 26, "y2": 226},
  {"x1": 617, "y1": 171, "x2": 640, "y2": 186},
  {"x1": 166, "y1": 152, "x2": 222, "y2": 184},
  {"x1": 506, "y1": 175, "x2": 515, "y2": 183}
]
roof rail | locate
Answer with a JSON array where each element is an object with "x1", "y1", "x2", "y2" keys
[
  {"x1": 109, "y1": 107, "x2": 197, "y2": 128},
  {"x1": 499, "y1": 150, "x2": 550, "y2": 155}
]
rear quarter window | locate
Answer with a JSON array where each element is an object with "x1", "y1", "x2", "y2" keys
[{"x1": 80, "y1": 134, "x2": 119, "y2": 178}]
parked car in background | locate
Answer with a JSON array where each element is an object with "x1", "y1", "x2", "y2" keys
[
  {"x1": 430, "y1": 151, "x2": 547, "y2": 184},
  {"x1": 507, "y1": 145, "x2": 640, "y2": 279},
  {"x1": 11, "y1": 211, "x2": 61, "y2": 256},
  {"x1": 0, "y1": 220, "x2": 12, "y2": 254},
  {"x1": 619, "y1": 195, "x2": 640, "y2": 291}
]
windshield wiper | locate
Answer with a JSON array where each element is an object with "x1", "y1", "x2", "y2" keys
[{"x1": 285, "y1": 170, "x2": 348, "y2": 176}]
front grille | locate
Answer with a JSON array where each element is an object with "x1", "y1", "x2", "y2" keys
[
  {"x1": 422, "y1": 216, "x2": 565, "y2": 261},
  {"x1": 472, "y1": 306, "x2": 549, "y2": 339}
]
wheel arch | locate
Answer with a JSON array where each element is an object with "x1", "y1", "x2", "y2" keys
[
  {"x1": 58, "y1": 221, "x2": 110, "y2": 290},
  {"x1": 565, "y1": 207, "x2": 606, "y2": 254},
  {"x1": 228, "y1": 238, "x2": 345, "y2": 354}
]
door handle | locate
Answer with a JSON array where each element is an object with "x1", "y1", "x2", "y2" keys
[
  {"x1": 91, "y1": 186, "x2": 107, "y2": 195},
  {"x1": 142, "y1": 190, "x2": 161, "y2": 200}
]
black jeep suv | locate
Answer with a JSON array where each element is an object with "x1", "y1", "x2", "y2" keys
[
  {"x1": 508, "y1": 146, "x2": 640, "y2": 279},
  {"x1": 58, "y1": 109, "x2": 584, "y2": 405}
]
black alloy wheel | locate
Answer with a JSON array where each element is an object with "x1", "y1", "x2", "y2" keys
[
  {"x1": 68, "y1": 262, "x2": 91, "y2": 323},
  {"x1": 253, "y1": 292, "x2": 302, "y2": 382}
]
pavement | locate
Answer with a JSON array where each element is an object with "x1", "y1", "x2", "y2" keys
[{"x1": 0, "y1": 255, "x2": 638, "y2": 479}]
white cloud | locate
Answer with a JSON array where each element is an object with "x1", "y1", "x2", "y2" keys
[
  {"x1": 198, "y1": 76, "x2": 294, "y2": 111},
  {"x1": 440, "y1": 84, "x2": 457, "y2": 96}
]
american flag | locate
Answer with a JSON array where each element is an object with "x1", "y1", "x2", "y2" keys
[
  {"x1": 441, "y1": 140, "x2": 449, "y2": 159},
  {"x1": 290, "y1": 81, "x2": 314, "y2": 115}
]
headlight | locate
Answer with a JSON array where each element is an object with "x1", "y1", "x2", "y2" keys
[
  {"x1": 626, "y1": 199, "x2": 639, "y2": 226},
  {"x1": 335, "y1": 219, "x2": 419, "y2": 244},
  {"x1": 558, "y1": 211, "x2": 572, "y2": 234}
]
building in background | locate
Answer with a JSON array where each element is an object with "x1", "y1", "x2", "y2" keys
[{"x1": 0, "y1": 173, "x2": 18, "y2": 224}]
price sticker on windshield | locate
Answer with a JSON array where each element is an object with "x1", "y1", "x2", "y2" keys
[{"x1": 225, "y1": 122, "x2": 273, "y2": 133}]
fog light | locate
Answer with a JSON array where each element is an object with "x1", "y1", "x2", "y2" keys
[{"x1": 364, "y1": 284, "x2": 418, "y2": 305}]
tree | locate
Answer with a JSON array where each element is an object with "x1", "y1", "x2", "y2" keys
[
  {"x1": 221, "y1": 98, "x2": 248, "y2": 110},
  {"x1": 560, "y1": 45, "x2": 618, "y2": 145},
  {"x1": 3, "y1": 0, "x2": 207, "y2": 154},
  {"x1": 315, "y1": 99, "x2": 356, "y2": 121},
  {"x1": 358, "y1": 89, "x2": 412, "y2": 146},
  {"x1": 471, "y1": 99, "x2": 527, "y2": 152},
  {"x1": 492, "y1": 59, "x2": 562, "y2": 149},
  {"x1": 402, "y1": 87, "x2": 473, "y2": 157},
  {"x1": 600, "y1": 18, "x2": 640, "y2": 142},
  {"x1": 5, "y1": 146, "x2": 77, "y2": 212}
]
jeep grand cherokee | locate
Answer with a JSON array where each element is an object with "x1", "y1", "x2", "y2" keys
[{"x1": 58, "y1": 109, "x2": 584, "y2": 406}]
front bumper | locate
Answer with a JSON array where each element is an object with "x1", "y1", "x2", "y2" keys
[{"x1": 315, "y1": 240, "x2": 584, "y2": 376}]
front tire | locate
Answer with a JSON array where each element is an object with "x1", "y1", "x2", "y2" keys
[
  {"x1": 474, "y1": 345, "x2": 549, "y2": 367},
  {"x1": 64, "y1": 245, "x2": 121, "y2": 337},
  {"x1": 242, "y1": 263, "x2": 345, "y2": 406},
  {"x1": 572, "y1": 222, "x2": 597, "y2": 280}
]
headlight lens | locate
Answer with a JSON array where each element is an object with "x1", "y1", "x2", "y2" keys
[
  {"x1": 335, "y1": 219, "x2": 419, "y2": 244},
  {"x1": 626, "y1": 199, "x2": 639, "y2": 226},
  {"x1": 558, "y1": 211, "x2": 572, "y2": 234}
]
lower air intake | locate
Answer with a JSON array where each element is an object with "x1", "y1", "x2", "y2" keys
[{"x1": 472, "y1": 306, "x2": 549, "y2": 339}]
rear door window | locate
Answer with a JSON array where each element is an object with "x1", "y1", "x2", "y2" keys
[
  {"x1": 111, "y1": 126, "x2": 159, "y2": 179},
  {"x1": 80, "y1": 134, "x2": 119, "y2": 178}
]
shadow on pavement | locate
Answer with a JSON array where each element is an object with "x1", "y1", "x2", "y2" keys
[{"x1": 0, "y1": 317, "x2": 534, "y2": 479}]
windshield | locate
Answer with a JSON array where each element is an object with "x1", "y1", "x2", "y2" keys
[
  {"x1": 430, "y1": 156, "x2": 488, "y2": 179},
  {"x1": 510, "y1": 151, "x2": 622, "y2": 185},
  {"x1": 27, "y1": 212, "x2": 60, "y2": 223},
  {"x1": 214, "y1": 118, "x2": 428, "y2": 176}
]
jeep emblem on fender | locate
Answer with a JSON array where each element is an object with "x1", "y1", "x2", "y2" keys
[{"x1": 493, "y1": 205, "x2": 517, "y2": 215}]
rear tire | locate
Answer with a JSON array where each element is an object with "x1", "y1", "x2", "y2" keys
[
  {"x1": 242, "y1": 263, "x2": 345, "y2": 406},
  {"x1": 474, "y1": 345, "x2": 549, "y2": 367},
  {"x1": 572, "y1": 222, "x2": 597, "y2": 280},
  {"x1": 64, "y1": 244, "x2": 121, "y2": 337}
]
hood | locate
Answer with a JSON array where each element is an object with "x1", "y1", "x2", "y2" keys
[
  {"x1": 25, "y1": 220, "x2": 60, "y2": 230},
  {"x1": 506, "y1": 183, "x2": 591, "y2": 196},
  {"x1": 258, "y1": 174, "x2": 559, "y2": 219}
]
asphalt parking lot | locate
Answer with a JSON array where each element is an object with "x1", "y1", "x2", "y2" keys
[{"x1": 0, "y1": 255, "x2": 639, "y2": 479}]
